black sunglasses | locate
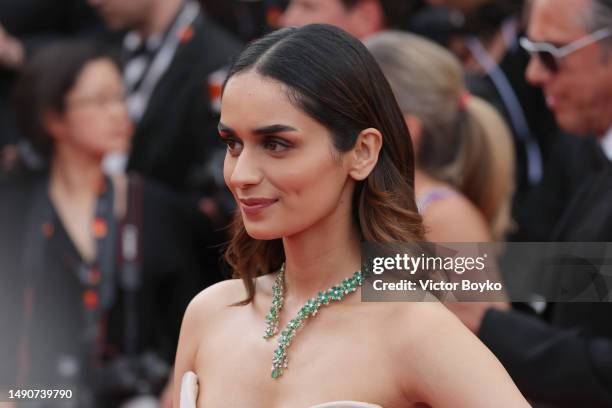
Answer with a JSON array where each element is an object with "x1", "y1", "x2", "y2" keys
[{"x1": 519, "y1": 28, "x2": 612, "y2": 73}]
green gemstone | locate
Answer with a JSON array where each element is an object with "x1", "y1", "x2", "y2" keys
[
  {"x1": 272, "y1": 368, "x2": 281, "y2": 378},
  {"x1": 264, "y1": 263, "x2": 363, "y2": 380}
]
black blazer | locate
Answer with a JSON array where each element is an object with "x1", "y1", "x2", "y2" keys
[
  {"x1": 510, "y1": 133, "x2": 597, "y2": 241},
  {"x1": 126, "y1": 11, "x2": 242, "y2": 194},
  {"x1": 479, "y1": 146, "x2": 612, "y2": 407},
  {"x1": 0, "y1": 171, "x2": 221, "y2": 394}
]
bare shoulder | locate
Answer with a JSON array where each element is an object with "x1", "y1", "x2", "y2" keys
[
  {"x1": 175, "y1": 280, "x2": 246, "y2": 369},
  {"x1": 424, "y1": 192, "x2": 491, "y2": 242},
  {"x1": 374, "y1": 301, "x2": 529, "y2": 406},
  {"x1": 183, "y1": 273, "x2": 276, "y2": 328},
  {"x1": 173, "y1": 280, "x2": 249, "y2": 405},
  {"x1": 371, "y1": 300, "x2": 481, "y2": 371},
  {"x1": 374, "y1": 300, "x2": 466, "y2": 348},
  {"x1": 184, "y1": 279, "x2": 247, "y2": 324}
]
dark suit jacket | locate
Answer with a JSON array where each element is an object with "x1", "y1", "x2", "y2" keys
[
  {"x1": 126, "y1": 11, "x2": 242, "y2": 195},
  {"x1": 511, "y1": 134, "x2": 600, "y2": 241},
  {"x1": 0, "y1": 171, "x2": 221, "y2": 395},
  {"x1": 479, "y1": 144, "x2": 612, "y2": 407}
]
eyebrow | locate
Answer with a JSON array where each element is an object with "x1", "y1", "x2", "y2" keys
[{"x1": 218, "y1": 122, "x2": 299, "y2": 135}]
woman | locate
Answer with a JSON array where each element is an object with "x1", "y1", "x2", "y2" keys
[
  {"x1": 366, "y1": 31, "x2": 515, "y2": 242},
  {"x1": 0, "y1": 41, "x2": 216, "y2": 406},
  {"x1": 173, "y1": 25, "x2": 529, "y2": 407}
]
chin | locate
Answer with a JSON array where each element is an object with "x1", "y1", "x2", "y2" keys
[
  {"x1": 244, "y1": 224, "x2": 283, "y2": 241},
  {"x1": 558, "y1": 116, "x2": 590, "y2": 137},
  {"x1": 104, "y1": 138, "x2": 130, "y2": 152}
]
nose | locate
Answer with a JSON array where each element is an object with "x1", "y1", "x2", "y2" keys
[
  {"x1": 226, "y1": 147, "x2": 263, "y2": 190},
  {"x1": 525, "y1": 56, "x2": 552, "y2": 88}
]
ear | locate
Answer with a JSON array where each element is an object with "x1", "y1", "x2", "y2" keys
[
  {"x1": 347, "y1": 127, "x2": 383, "y2": 181},
  {"x1": 42, "y1": 109, "x2": 68, "y2": 142},
  {"x1": 403, "y1": 113, "x2": 423, "y2": 153}
]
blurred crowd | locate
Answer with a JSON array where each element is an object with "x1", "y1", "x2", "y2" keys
[{"x1": 0, "y1": 0, "x2": 611, "y2": 407}]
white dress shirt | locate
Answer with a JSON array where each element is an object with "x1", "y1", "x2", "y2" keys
[{"x1": 601, "y1": 126, "x2": 612, "y2": 161}]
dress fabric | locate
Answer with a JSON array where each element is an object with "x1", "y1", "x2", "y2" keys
[
  {"x1": 178, "y1": 371, "x2": 383, "y2": 408},
  {"x1": 416, "y1": 187, "x2": 458, "y2": 214}
]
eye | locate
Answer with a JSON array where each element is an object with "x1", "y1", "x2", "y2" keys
[
  {"x1": 221, "y1": 137, "x2": 243, "y2": 156},
  {"x1": 263, "y1": 137, "x2": 291, "y2": 153}
]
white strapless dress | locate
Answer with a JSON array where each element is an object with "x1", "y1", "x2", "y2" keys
[{"x1": 179, "y1": 371, "x2": 382, "y2": 408}]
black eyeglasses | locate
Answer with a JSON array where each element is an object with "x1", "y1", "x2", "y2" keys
[{"x1": 519, "y1": 28, "x2": 612, "y2": 73}]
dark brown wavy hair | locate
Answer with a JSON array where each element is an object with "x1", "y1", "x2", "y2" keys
[{"x1": 222, "y1": 24, "x2": 425, "y2": 304}]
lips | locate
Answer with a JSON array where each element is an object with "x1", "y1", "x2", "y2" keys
[{"x1": 239, "y1": 197, "x2": 278, "y2": 215}]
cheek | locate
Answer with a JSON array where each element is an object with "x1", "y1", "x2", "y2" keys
[
  {"x1": 559, "y1": 69, "x2": 610, "y2": 115},
  {"x1": 273, "y1": 149, "x2": 340, "y2": 195},
  {"x1": 271, "y1": 153, "x2": 348, "y2": 224},
  {"x1": 590, "y1": 67, "x2": 612, "y2": 103},
  {"x1": 67, "y1": 113, "x2": 97, "y2": 142},
  {"x1": 560, "y1": 56, "x2": 610, "y2": 103},
  {"x1": 223, "y1": 154, "x2": 235, "y2": 192},
  {"x1": 66, "y1": 112, "x2": 122, "y2": 150}
]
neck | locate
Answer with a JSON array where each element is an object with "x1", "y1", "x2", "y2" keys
[
  {"x1": 138, "y1": 0, "x2": 183, "y2": 38},
  {"x1": 282, "y1": 195, "x2": 362, "y2": 305},
  {"x1": 49, "y1": 145, "x2": 104, "y2": 198}
]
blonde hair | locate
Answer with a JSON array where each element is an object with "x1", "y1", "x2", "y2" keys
[{"x1": 366, "y1": 31, "x2": 515, "y2": 240}]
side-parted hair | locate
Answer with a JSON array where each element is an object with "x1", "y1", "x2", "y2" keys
[
  {"x1": 366, "y1": 31, "x2": 515, "y2": 240},
  {"x1": 222, "y1": 24, "x2": 425, "y2": 304}
]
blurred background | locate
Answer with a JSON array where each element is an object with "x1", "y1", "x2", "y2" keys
[{"x1": 1, "y1": 0, "x2": 611, "y2": 407}]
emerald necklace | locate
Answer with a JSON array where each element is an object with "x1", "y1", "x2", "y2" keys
[{"x1": 263, "y1": 263, "x2": 364, "y2": 379}]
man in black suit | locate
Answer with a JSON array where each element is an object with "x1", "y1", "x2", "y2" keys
[
  {"x1": 88, "y1": 0, "x2": 241, "y2": 202},
  {"x1": 447, "y1": 0, "x2": 612, "y2": 406}
]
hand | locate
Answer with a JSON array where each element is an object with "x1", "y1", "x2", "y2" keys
[
  {"x1": 444, "y1": 301, "x2": 510, "y2": 334},
  {"x1": 0, "y1": 24, "x2": 25, "y2": 69}
]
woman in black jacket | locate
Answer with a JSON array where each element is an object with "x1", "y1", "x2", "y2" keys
[{"x1": 0, "y1": 40, "x2": 223, "y2": 407}]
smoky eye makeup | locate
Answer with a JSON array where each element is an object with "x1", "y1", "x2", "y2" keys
[
  {"x1": 218, "y1": 130, "x2": 243, "y2": 156},
  {"x1": 262, "y1": 135, "x2": 294, "y2": 152},
  {"x1": 218, "y1": 122, "x2": 300, "y2": 156}
]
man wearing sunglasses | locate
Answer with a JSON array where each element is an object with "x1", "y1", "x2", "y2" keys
[
  {"x1": 522, "y1": 1, "x2": 612, "y2": 137},
  {"x1": 449, "y1": 0, "x2": 612, "y2": 406}
]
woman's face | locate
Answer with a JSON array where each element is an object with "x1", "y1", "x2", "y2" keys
[
  {"x1": 57, "y1": 58, "x2": 132, "y2": 157},
  {"x1": 220, "y1": 71, "x2": 355, "y2": 240}
]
